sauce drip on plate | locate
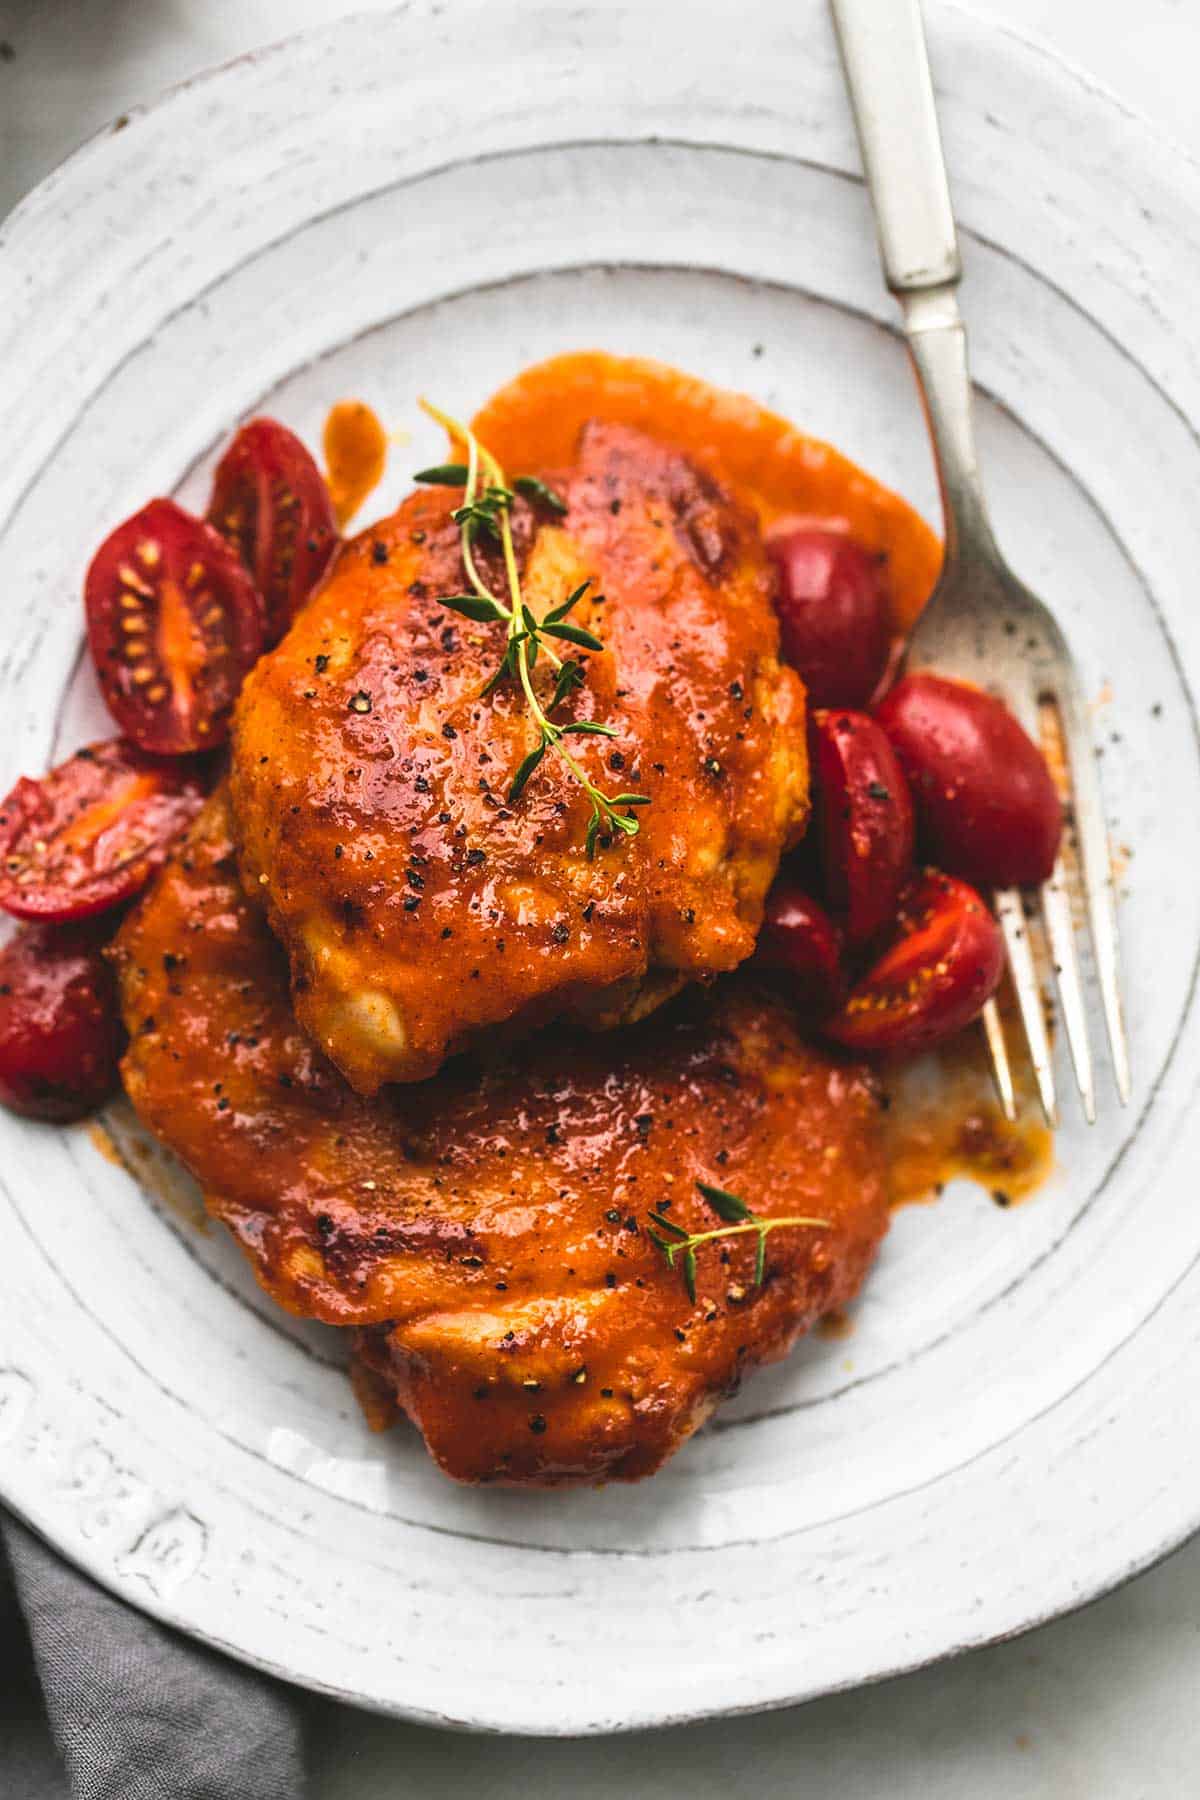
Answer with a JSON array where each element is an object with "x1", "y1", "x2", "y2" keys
[
  {"x1": 882, "y1": 1026, "x2": 1054, "y2": 1207},
  {"x1": 323, "y1": 399, "x2": 388, "y2": 528}
]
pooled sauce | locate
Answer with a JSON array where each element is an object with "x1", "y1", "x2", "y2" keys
[
  {"x1": 882, "y1": 1029, "x2": 1054, "y2": 1207},
  {"x1": 472, "y1": 350, "x2": 943, "y2": 632},
  {"x1": 473, "y1": 352, "x2": 1051, "y2": 1212},
  {"x1": 323, "y1": 399, "x2": 388, "y2": 528}
]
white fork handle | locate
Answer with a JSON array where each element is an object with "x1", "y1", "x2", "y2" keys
[{"x1": 829, "y1": 0, "x2": 961, "y2": 293}]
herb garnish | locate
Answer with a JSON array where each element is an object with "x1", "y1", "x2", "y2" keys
[
  {"x1": 512, "y1": 474, "x2": 569, "y2": 516},
  {"x1": 648, "y1": 1182, "x2": 829, "y2": 1302},
  {"x1": 415, "y1": 402, "x2": 649, "y2": 858}
]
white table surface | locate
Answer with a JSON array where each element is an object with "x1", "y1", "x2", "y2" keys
[{"x1": 0, "y1": 2, "x2": 1195, "y2": 1794}]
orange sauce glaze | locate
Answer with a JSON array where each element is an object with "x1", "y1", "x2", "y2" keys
[
  {"x1": 472, "y1": 350, "x2": 943, "y2": 632},
  {"x1": 474, "y1": 351, "x2": 1051, "y2": 1210},
  {"x1": 322, "y1": 400, "x2": 388, "y2": 528}
]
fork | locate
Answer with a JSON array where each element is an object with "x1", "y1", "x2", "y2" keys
[{"x1": 829, "y1": 0, "x2": 1129, "y2": 1126}]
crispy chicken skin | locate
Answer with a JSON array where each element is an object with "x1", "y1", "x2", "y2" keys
[
  {"x1": 114, "y1": 791, "x2": 888, "y2": 1487},
  {"x1": 229, "y1": 422, "x2": 808, "y2": 1094}
]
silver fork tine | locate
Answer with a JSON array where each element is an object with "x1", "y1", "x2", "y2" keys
[
  {"x1": 1057, "y1": 679, "x2": 1132, "y2": 1105},
  {"x1": 1039, "y1": 859, "x2": 1097, "y2": 1125},
  {"x1": 981, "y1": 998, "x2": 1016, "y2": 1123},
  {"x1": 1009, "y1": 681, "x2": 1096, "y2": 1122},
  {"x1": 994, "y1": 887, "x2": 1058, "y2": 1127}
]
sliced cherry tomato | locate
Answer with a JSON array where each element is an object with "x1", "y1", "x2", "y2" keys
[
  {"x1": 754, "y1": 881, "x2": 845, "y2": 1020},
  {"x1": 766, "y1": 526, "x2": 892, "y2": 708},
  {"x1": 0, "y1": 923, "x2": 125, "y2": 1121},
  {"x1": 811, "y1": 709, "x2": 915, "y2": 948},
  {"x1": 0, "y1": 739, "x2": 208, "y2": 922},
  {"x1": 824, "y1": 869, "x2": 1005, "y2": 1055},
  {"x1": 874, "y1": 673, "x2": 1063, "y2": 889},
  {"x1": 208, "y1": 418, "x2": 338, "y2": 643},
  {"x1": 86, "y1": 499, "x2": 265, "y2": 753}
]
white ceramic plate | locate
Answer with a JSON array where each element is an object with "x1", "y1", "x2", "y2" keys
[{"x1": 1, "y1": 0, "x2": 1199, "y2": 1735}]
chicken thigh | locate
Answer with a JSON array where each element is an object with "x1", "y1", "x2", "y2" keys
[
  {"x1": 229, "y1": 423, "x2": 808, "y2": 1092},
  {"x1": 114, "y1": 790, "x2": 888, "y2": 1487}
]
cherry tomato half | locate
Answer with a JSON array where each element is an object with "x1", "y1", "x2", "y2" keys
[
  {"x1": 766, "y1": 526, "x2": 892, "y2": 708},
  {"x1": 0, "y1": 923, "x2": 125, "y2": 1121},
  {"x1": 823, "y1": 869, "x2": 1004, "y2": 1055},
  {"x1": 754, "y1": 881, "x2": 845, "y2": 1020},
  {"x1": 86, "y1": 499, "x2": 266, "y2": 753},
  {"x1": 0, "y1": 739, "x2": 208, "y2": 922},
  {"x1": 875, "y1": 673, "x2": 1063, "y2": 889},
  {"x1": 208, "y1": 418, "x2": 338, "y2": 644},
  {"x1": 811, "y1": 709, "x2": 915, "y2": 948}
]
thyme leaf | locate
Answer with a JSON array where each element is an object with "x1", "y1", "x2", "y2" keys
[
  {"x1": 480, "y1": 642, "x2": 519, "y2": 697},
  {"x1": 694, "y1": 1182, "x2": 752, "y2": 1222},
  {"x1": 549, "y1": 660, "x2": 585, "y2": 711},
  {"x1": 513, "y1": 474, "x2": 568, "y2": 516},
  {"x1": 541, "y1": 620, "x2": 605, "y2": 651},
  {"x1": 437, "y1": 592, "x2": 508, "y2": 623},
  {"x1": 544, "y1": 580, "x2": 593, "y2": 624},
  {"x1": 414, "y1": 463, "x2": 470, "y2": 485},
  {"x1": 508, "y1": 742, "x2": 547, "y2": 802}
]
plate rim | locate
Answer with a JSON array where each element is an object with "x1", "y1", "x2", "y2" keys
[{"x1": 1, "y1": 0, "x2": 1200, "y2": 1733}]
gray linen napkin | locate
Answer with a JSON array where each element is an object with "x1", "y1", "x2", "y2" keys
[{"x1": 1, "y1": 1511, "x2": 307, "y2": 1800}]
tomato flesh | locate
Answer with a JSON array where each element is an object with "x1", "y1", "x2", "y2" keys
[
  {"x1": 0, "y1": 923, "x2": 125, "y2": 1121},
  {"x1": 755, "y1": 880, "x2": 845, "y2": 1020},
  {"x1": 824, "y1": 869, "x2": 1005, "y2": 1055},
  {"x1": 0, "y1": 739, "x2": 208, "y2": 922},
  {"x1": 86, "y1": 498, "x2": 265, "y2": 753},
  {"x1": 875, "y1": 673, "x2": 1063, "y2": 889},
  {"x1": 811, "y1": 709, "x2": 915, "y2": 948},
  {"x1": 208, "y1": 417, "x2": 338, "y2": 644},
  {"x1": 767, "y1": 526, "x2": 892, "y2": 708}
]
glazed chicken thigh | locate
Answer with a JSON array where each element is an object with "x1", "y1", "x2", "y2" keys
[
  {"x1": 114, "y1": 791, "x2": 889, "y2": 1486},
  {"x1": 229, "y1": 423, "x2": 808, "y2": 1093}
]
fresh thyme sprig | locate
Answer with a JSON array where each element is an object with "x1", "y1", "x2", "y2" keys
[
  {"x1": 648, "y1": 1182, "x2": 829, "y2": 1302},
  {"x1": 414, "y1": 402, "x2": 650, "y2": 858}
]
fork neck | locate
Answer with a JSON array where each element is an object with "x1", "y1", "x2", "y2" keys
[{"x1": 900, "y1": 285, "x2": 1000, "y2": 571}]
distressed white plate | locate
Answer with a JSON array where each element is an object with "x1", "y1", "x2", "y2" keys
[{"x1": 0, "y1": 0, "x2": 1198, "y2": 1735}]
